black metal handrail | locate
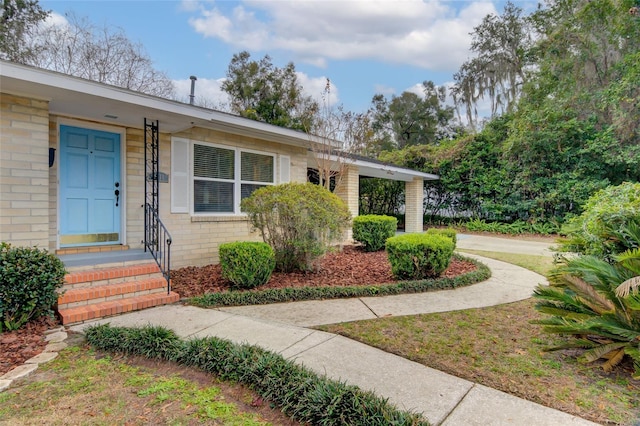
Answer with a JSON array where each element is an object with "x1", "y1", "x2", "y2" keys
[{"x1": 144, "y1": 203, "x2": 172, "y2": 294}]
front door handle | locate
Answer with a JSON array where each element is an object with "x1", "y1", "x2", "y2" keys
[{"x1": 115, "y1": 189, "x2": 120, "y2": 207}]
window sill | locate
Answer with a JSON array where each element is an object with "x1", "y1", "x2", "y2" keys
[{"x1": 191, "y1": 215, "x2": 249, "y2": 223}]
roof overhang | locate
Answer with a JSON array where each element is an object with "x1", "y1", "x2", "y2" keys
[
  {"x1": 1, "y1": 61, "x2": 439, "y2": 182},
  {"x1": 0, "y1": 60, "x2": 322, "y2": 148},
  {"x1": 307, "y1": 152, "x2": 439, "y2": 182}
]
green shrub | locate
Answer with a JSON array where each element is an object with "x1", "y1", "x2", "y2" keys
[
  {"x1": 241, "y1": 183, "x2": 351, "y2": 272},
  {"x1": 558, "y1": 182, "x2": 640, "y2": 259},
  {"x1": 85, "y1": 324, "x2": 428, "y2": 425},
  {"x1": 462, "y1": 218, "x2": 560, "y2": 235},
  {"x1": 219, "y1": 242, "x2": 275, "y2": 289},
  {"x1": 385, "y1": 233, "x2": 454, "y2": 280},
  {"x1": 425, "y1": 227, "x2": 457, "y2": 249},
  {"x1": 0, "y1": 243, "x2": 66, "y2": 332},
  {"x1": 352, "y1": 215, "x2": 398, "y2": 252}
]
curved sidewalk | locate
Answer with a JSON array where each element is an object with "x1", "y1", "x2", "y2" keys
[
  {"x1": 70, "y1": 245, "x2": 598, "y2": 425},
  {"x1": 215, "y1": 254, "x2": 544, "y2": 327}
]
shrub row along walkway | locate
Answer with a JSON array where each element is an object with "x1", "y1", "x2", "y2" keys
[{"x1": 71, "y1": 236, "x2": 597, "y2": 426}]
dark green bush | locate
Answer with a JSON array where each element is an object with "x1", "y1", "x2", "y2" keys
[
  {"x1": 558, "y1": 182, "x2": 640, "y2": 259},
  {"x1": 219, "y1": 242, "x2": 275, "y2": 289},
  {"x1": 0, "y1": 243, "x2": 66, "y2": 332},
  {"x1": 425, "y1": 228, "x2": 457, "y2": 250},
  {"x1": 463, "y1": 218, "x2": 560, "y2": 235},
  {"x1": 85, "y1": 324, "x2": 428, "y2": 425},
  {"x1": 241, "y1": 183, "x2": 351, "y2": 272},
  {"x1": 352, "y1": 215, "x2": 398, "y2": 252},
  {"x1": 386, "y1": 233, "x2": 454, "y2": 280}
]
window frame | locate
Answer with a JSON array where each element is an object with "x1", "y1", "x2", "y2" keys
[{"x1": 191, "y1": 141, "x2": 276, "y2": 216}]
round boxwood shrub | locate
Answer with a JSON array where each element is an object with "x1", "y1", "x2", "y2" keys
[
  {"x1": 219, "y1": 242, "x2": 275, "y2": 289},
  {"x1": 352, "y1": 215, "x2": 398, "y2": 252},
  {"x1": 385, "y1": 233, "x2": 454, "y2": 280},
  {"x1": 425, "y1": 227, "x2": 457, "y2": 250},
  {"x1": 0, "y1": 243, "x2": 66, "y2": 331}
]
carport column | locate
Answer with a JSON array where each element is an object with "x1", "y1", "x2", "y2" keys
[
  {"x1": 334, "y1": 165, "x2": 359, "y2": 240},
  {"x1": 405, "y1": 178, "x2": 424, "y2": 233}
]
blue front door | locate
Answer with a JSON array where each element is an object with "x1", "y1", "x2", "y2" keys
[{"x1": 60, "y1": 125, "x2": 121, "y2": 246}]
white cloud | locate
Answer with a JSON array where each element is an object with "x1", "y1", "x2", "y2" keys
[
  {"x1": 374, "y1": 84, "x2": 397, "y2": 96},
  {"x1": 186, "y1": 0, "x2": 497, "y2": 72},
  {"x1": 44, "y1": 11, "x2": 70, "y2": 28},
  {"x1": 296, "y1": 73, "x2": 340, "y2": 106},
  {"x1": 405, "y1": 83, "x2": 425, "y2": 97}
]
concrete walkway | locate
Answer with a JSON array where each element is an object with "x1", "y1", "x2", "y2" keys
[{"x1": 70, "y1": 235, "x2": 598, "y2": 426}]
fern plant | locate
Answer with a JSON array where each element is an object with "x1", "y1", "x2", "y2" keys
[{"x1": 533, "y1": 223, "x2": 640, "y2": 378}]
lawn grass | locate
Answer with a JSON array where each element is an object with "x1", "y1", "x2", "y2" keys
[
  {"x1": 456, "y1": 248, "x2": 555, "y2": 276},
  {"x1": 319, "y1": 250, "x2": 640, "y2": 425},
  {"x1": 0, "y1": 342, "x2": 297, "y2": 426}
]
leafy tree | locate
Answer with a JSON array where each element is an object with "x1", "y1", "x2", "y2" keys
[
  {"x1": 451, "y1": 2, "x2": 532, "y2": 128},
  {"x1": 222, "y1": 51, "x2": 317, "y2": 131},
  {"x1": 513, "y1": 0, "x2": 640, "y2": 179},
  {"x1": 0, "y1": 0, "x2": 49, "y2": 63},
  {"x1": 28, "y1": 13, "x2": 175, "y2": 98},
  {"x1": 359, "y1": 178, "x2": 404, "y2": 217},
  {"x1": 371, "y1": 81, "x2": 454, "y2": 151},
  {"x1": 600, "y1": 51, "x2": 640, "y2": 162},
  {"x1": 378, "y1": 116, "x2": 511, "y2": 220}
]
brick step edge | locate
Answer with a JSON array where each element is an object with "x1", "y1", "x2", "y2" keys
[
  {"x1": 64, "y1": 264, "x2": 161, "y2": 286},
  {"x1": 57, "y1": 277, "x2": 170, "y2": 307},
  {"x1": 58, "y1": 292, "x2": 180, "y2": 325}
]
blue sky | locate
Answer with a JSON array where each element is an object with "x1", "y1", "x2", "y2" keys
[{"x1": 39, "y1": 0, "x2": 527, "y2": 115}]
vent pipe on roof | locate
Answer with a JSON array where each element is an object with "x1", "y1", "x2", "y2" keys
[{"x1": 189, "y1": 76, "x2": 197, "y2": 105}]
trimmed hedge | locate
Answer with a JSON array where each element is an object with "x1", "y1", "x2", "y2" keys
[
  {"x1": 0, "y1": 243, "x2": 66, "y2": 331},
  {"x1": 85, "y1": 324, "x2": 429, "y2": 425},
  {"x1": 353, "y1": 215, "x2": 398, "y2": 252},
  {"x1": 189, "y1": 255, "x2": 489, "y2": 308},
  {"x1": 219, "y1": 242, "x2": 275, "y2": 289},
  {"x1": 386, "y1": 233, "x2": 454, "y2": 280},
  {"x1": 425, "y1": 228, "x2": 457, "y2": 250}
]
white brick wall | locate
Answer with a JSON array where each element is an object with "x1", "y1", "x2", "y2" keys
[{"x1": 1, "y1": 94, "x2": 50, "y2": 248}]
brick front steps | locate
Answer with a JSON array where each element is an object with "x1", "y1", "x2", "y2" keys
[{"x1": 57, "y1": 261, "x2": 180, "y2": 325}]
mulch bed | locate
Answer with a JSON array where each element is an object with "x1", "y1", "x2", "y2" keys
[
  {"x1": 171, "y1": 245, "x2": 477, "y2": 298},
  {"x1": 0, "y1": 316, "x2": 58, "y2": 376}
]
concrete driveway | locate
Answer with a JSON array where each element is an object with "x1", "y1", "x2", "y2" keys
[{"x1": 456, "y1": 233, "x2": 556, "y2": 257}]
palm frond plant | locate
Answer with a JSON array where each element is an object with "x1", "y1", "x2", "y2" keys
[{"x1": 533, "y1": 222, "x2": 640, "y2": 378}]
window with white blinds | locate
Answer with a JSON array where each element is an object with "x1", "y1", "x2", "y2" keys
[{"x1": 192, "y1": 143, "x2": 275, "y2": 214}]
